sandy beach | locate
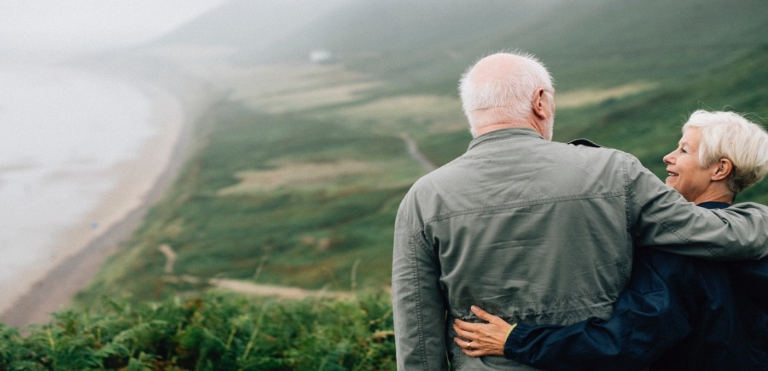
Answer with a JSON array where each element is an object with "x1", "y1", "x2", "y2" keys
[{"x1": 0, "y1": 76, "x2": 205, "y2": 327}]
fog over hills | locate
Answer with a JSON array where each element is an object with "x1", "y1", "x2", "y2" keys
[
  {"x1": 153, "y1": 0, "x2": 350, "y2": 56},
  {"x1": 219, "y1": 0, "x2": 768, "y2": 88},
  {"x1": 153, "y1": 0, "x2": 766, "y2": 90}
]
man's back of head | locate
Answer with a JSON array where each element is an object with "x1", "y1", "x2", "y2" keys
[{"x1": 459, "y1": 52, "x2": 556, "y2": 139}]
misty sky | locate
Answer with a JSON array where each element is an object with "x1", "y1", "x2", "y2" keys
[{"x1": 0, "y1": 0, "x2": 228, "y2": 52}]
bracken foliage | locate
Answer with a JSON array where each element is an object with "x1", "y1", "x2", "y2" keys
[{"x1": 0, "y1": 292, "x2": 395, "y2": 370}]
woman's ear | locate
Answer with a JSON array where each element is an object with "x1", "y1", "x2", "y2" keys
[{"x1": 711, "y1": 158, "x2": 733, "y2": 181}]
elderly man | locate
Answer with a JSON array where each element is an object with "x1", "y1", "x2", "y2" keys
[{"x1": 392, "y1": 52, "x2": 768, "y2": 370}]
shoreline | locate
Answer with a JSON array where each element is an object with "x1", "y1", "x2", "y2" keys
[{"x1": 0, "y1": 77, "x2": 208, "y2": 327}]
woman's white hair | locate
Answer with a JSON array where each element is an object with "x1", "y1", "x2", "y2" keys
[
  {"x1": 459, "y1": 51, "x2": 555, "y2": 137},
  {"x1": 683, "y1": 110, "x2": 768, "y2": 195}
]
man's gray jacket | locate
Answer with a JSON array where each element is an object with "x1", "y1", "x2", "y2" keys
[{"x1": 392, "y1": 128, "x2": 768, "y2": 370}]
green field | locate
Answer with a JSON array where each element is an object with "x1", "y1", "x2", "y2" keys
[
  {"x1": 79, "y1": 44, "x2": 768, "y2": 306},
  {"x1": 77, "y1": 0, "x2": 768, "y2": 304}
]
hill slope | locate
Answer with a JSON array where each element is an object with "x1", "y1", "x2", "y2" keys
[
  {"x1": 76, "y1": 2, "x2": 768, "y2": 304},
  {"x1": 257, "y1": 0, "x2": 768, "y2": 90}
]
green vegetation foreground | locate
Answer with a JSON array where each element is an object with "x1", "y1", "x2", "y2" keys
[{"x1": 0, "y1": 293, "x2": 395, "y2": 370}]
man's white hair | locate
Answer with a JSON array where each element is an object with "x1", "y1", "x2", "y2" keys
[
  {"x1": 459, "y1": 51, "x2": 555, "y2": 137},
  {"x1": 683, "y1": 110, "x2": 768, "y2": 195}
]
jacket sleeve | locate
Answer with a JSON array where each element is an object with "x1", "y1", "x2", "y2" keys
[
  {"x1": 392, "y1": 195, "x2": 448, "y2": 370},
  {"x1": 624, "y1": 154, "x2": 768, "y2": 260},
  {"x1": 503, "y1": 251, "x2": 700, "y2": 370}
]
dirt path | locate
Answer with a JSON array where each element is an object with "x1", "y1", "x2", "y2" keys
[
  {"x1": 156, "y1": 243, "x2": 350, "y2": 300},
  {"x1": 399, "y1": 132, "x2": 437, "y2": 173},
  {"x1": 159, "y1": 244, "x2": 177, "y2": 274},
  {"x1": 210, "y1": 279, "x2": 351, "y2": 300}
]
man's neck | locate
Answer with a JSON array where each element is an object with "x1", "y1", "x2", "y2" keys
[{"x1": 475, "y1": 122, "x2": 540, "y2": 137}]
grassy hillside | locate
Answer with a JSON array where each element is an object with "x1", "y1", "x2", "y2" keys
[
  {"x1": 75, "y1": 2, "x2": 768, "y2": 306},
  {"x1": 261, "y1": 0, "x2": 768, "y2": 91},
  {"x1": 558, "y1": 44, "x2": 768, "y2": 198},
  {"x1": 79, "y1": 104, "x2": 423, "y2": 302},
  {"x1": 76, "y1": 44, "x2": 768, "y2": 308}
]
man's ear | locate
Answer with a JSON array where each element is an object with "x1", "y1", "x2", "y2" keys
[
  {"x1": 711, "y1": 158, "x2": 733, "y2": 181},
  {"x1": 531, "y1": 88, "x2": 547, "y2": 119}
]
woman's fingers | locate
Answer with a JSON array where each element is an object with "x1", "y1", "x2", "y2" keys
[
  {"x1": 471, "y1": 305, "x2": 506, "y2": 325},
  {"x1": 453, "y1": 336, "x2": 471, "y2": 348},
  {"x1": 462, "y1": 347, "x2": 494, "y2": 357},
  {"x1": 454, "y1": 318, "x2": 484, "y2": 336},
  {"x1": 454, "y1": 334, "x2": 502, "y2": 357},
  {"x1": 453, "y1": 336, "x2": 493, "y2": 355},
  {"x1": 453, "y1": 309, "x2": 512, "y2": 357},
  {"x1": 454, "y1": 314, "x2": 511, "y2": 340},
  {"x1": 453, "y1": 321, "x2": 477, "y2": 340}
]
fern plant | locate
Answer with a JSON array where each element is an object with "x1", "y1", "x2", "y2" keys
[{"x1": 0, "y1": 291, "x2": 396, "y2": 370}]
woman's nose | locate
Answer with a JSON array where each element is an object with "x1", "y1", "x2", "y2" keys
[{"x1": 663, "y1": 152, "x2": 674, "y2": 164}]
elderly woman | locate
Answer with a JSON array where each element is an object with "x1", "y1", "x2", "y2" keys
[{"x1": 453, "y1": 110, "x2": 768, "y2": 370}]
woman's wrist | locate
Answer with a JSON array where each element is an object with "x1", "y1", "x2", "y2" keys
[
  {"x1": 505, "y1": 322, "x2": 518, "y2": 340},
  {"x1": 504, "y1": 323, "x2": 527, "y2": 359}
]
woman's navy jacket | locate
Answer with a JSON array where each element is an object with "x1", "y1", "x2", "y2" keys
[{"x1": 504, "y1": 202, "x2": 768, "y2": 370}]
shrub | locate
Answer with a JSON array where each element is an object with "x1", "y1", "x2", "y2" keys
[{"x1": 0, "y1": 292, "x2": 395, "y2": 370}]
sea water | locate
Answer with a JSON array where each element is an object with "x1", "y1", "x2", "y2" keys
[{"x1": 0, "y1": 63, "x2": 157, "y2": 305}]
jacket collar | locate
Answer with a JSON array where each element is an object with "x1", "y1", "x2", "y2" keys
[
  {"x1": 467, "y1": 128, "x2": 543, "y2": 151},
  {"x1": 696, "y1": 201, "x2": 731, "y2": 210}
]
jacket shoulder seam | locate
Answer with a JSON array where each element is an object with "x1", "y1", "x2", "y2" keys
[{"x1": 426, "y1": 191, "x2": 624, "y2": 223}]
